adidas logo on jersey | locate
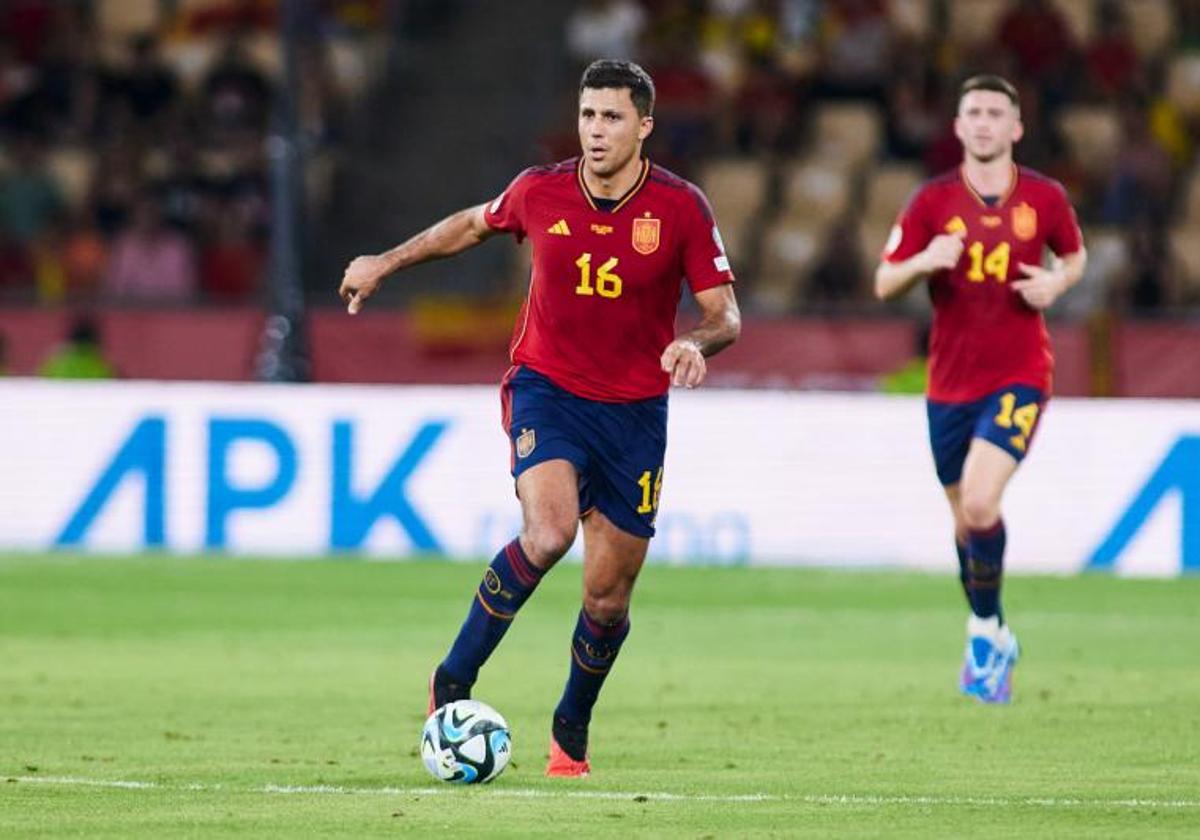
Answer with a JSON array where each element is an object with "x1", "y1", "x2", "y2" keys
[{"x1": 547, "y1": 219, "x2": 572, "y2": 235}]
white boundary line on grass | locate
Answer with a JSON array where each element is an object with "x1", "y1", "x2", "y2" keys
[{"x1": 10, "y1": 776, "x2": 1200, "y2": 809}]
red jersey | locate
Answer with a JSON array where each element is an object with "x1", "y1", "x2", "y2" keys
[
  {"x1": 883, "y1": 165, "x2": 1083, "y2": 402},
  {"x1": 484, "y1": 157, "x2": 734, "y2": 402}
]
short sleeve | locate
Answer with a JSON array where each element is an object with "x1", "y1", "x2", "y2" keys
[
  {"x1": 882, "y1": 187, "x2": 932, "y2": 263},
  {"x1": 680, "y1": 187, "x2": 735, "y2": 293},
  {"x1": 1046, "y1": 185, "x2": 1083, "y2": 257},
  {"x1": 483, "y1": 169, "x2": 532, "y2": 242}
]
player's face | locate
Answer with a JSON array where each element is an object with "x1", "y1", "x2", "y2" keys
[
  {"x1": 955, "y1": 90, "x2": 1023, "y2": 163},
  {"x1": 578, "y1": 87, "x2": 654, "y2": 178}
]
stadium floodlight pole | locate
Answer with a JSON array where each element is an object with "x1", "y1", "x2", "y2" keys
[{"x1": 255, "y1": 0, "x2": 312, "y2": 383}]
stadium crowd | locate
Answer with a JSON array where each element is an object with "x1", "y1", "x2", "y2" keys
[
  {"x1": 558, "y1": 0, "x2": 1200, "y2": 315},
  {"x1": 1, "y1": 0, "x2": 1199, "y2": 340},
  {"x1": 0, "y1": 0, "x2": 386, "y2": 307}
]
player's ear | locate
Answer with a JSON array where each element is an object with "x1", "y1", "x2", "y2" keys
[
  {"x1": 1011, "y1": 116, "x2": 1024, "y2": 144},
  {"x1": 639, "y1": 115, "x2": 654, "y2": 142}
]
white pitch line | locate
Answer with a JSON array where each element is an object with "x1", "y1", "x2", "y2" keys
[{"x1": 10, "y1": 776, "x2": 1200, "y2": 809}]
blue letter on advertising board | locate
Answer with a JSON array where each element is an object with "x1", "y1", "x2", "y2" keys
[
  {"x1": 330, "y1": 420, "x2": 447, "y2": 552},
  {"x1": 56, "y1": 417, "x2": 166, "y2": 547},
  {"x1": 1088, "y1": 436, "x2": 1200, "y2": 572},
  {"x1": 206, "y1": 418, "x2": 297, "y2": 548}
]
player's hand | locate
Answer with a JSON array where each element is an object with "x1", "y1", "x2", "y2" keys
[
  {"x1": 1011, "y1": 260, "x2": 1067, "y2": 310},
  {"x1": 920, "y1": 230, "x2": 966, "y2": 272},
  {"x1": 338, "y1": 255, "x2": 390, "y2": 314},
  {"x1": 660, "y1": 339, "x2": 706, "y2": 389}
]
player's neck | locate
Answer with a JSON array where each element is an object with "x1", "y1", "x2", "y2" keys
[
  {"x1": 581, "y1": 152, "x2": 645, "y2": 199},
  {"x1": 961, "y1": 155, "x2": 1015, "y2": 197}
]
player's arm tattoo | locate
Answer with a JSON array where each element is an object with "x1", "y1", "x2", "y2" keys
[
  {"x1": 677, "y1": 284, "x2": 741, "y2": 357},
  {"x1": 378, "y1": 204, "x2": 497, "y2": 273}
]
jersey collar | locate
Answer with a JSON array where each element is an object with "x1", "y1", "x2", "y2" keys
[
  {"x1": 577, "y1": 157, "x2": 651, "y2": 213},
  {"x1": 959, "y1": 162, "x2": 1018, "y2": 209}
]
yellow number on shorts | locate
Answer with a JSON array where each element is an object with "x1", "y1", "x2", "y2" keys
[
  {"x1": 994, "y1": 392, "x2": 1040, "y2": 452},
  {"x1": 636, "y1": 467, "x2": 664, "y2": 514}
]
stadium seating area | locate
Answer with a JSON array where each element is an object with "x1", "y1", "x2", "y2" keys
[
  {"x1": 3, "y1": 1, "x2": 1200, "y2": 391},
  {"x1": 564, "y1": 0, "x2": 1200, "y2": 315},
  {"x1": 0, "y1": 0, "x2": 389, "y2": 307}
]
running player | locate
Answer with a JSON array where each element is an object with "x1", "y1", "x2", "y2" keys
[
  {"x1": 338, "y1": 60, "x2": 740, "y2": 772},
  {"x1": 874, "y1": 75, "x2": 1087, "y2": 703}
]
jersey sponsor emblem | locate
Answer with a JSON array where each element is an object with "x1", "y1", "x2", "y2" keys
[
  {"x1": 516, "y1": 427, "x2": 536, "y2": 458},
  {"x1": 883, "y1": 224, "x2": 902, "y2": 256},
  {"x1": 547, "y1": 219, "x2": 572, "y2": 236},
  {"x1": 590, "y1": 223, "x2": 613, "y2": 235},
  {"x1": 632, "y1": 215, "x2": 661, "y2": 254},
  {"x1": 1012, "y1": 202, "x2": 1037, "y2": 240},
  {"x1": 944, "y1": 216, "x2": 967, "y2": 235},
  {"x1": 980, "y1": 215, "x2": 1002, "y2": 228}
]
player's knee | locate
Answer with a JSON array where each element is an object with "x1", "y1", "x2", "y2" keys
[
  {"x1": 522, "y1": 520, "x2": 577, "y2": 567},
  {"x1": 582, "y1": 583, "x2": 631, "y2": 625},
  {"x1": 960, "y1": 491, "x2": 999, "y2": 531}
]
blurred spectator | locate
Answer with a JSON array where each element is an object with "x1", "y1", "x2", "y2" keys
[
  {"x1": 997, "y1": 0, "x2": 1074, "y2": 82},
  {"x1": 1086, "y1": 2, "x2": 1141, "y2": 98},
  {"x1": 646, "y1": 34, "x2": 716, "y2": 172},
  {"x1": 89, "y1": 143, "x2": 140, "y2": 237},
  {"x1": 104, "y1": 192, "x2": 197, "y2": 302},
  {"x1": 1101, "y1": 99, "x2": 1174, "y2": 225},
  {"x1": 0, "y1": 0, "x2": 55, "y2": 64},
  {"x1": 60, "y1": 212, "x2": 109, "y2": 299},
  {"x1": 201, "y1": 39, "x2": 272, "y2": 138},
  {"x1": 566, "y1": 0, "x2": 647, "y2": 64},
  {"x1": 29, "y1": 227, "x2": 65, "y2": 301},
  {"x1": 0, "y1": 134, "x2": 64, "y2": 242},
  {"x1": 177, "y1": 0, "x2": 277, "y2": 36},
  {"x1": 39, "y1": 314, "x2": 115, "y2": 379},
  {"x1": 807, "y1": 216, "x2": 866, "y2": 304},
  {"x1": 0, "y1": 228, "x2": 31, "y2": 293},
  {"x1": 886, "y1": 61, "x2": 944, "y2": 159},
  {"x1": 114, "y1": 34, "x2": 179, "y2": 128},
  {"x1": 815, "y1": 0, "x2": 893, "y2": 100},
  {"x1": 201, "y1": 204, "x2": 265, "y2": 302},
  {"x1": 996, "y1": 0, "x2": 1074, "y2": 114}
]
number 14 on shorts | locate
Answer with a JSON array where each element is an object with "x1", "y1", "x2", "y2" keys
[{"x1": 994, "y1": 392, "x2": 1039, "y2": 452}]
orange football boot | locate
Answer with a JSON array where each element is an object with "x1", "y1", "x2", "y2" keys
[{"x1": 545, "y1": 734, "x2": 590, "y2": 778}]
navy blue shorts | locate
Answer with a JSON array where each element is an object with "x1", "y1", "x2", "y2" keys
[
  {"x1": 926, "y1": 384, "x2": 1047, "y2": 486},
  {"x1": 500, "y1": 366, "x2": 668, "y2": 539}
]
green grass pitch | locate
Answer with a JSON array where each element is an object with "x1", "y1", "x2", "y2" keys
[{"x1": 2, "y1": 553, "x2": 1198, "y2": 838}]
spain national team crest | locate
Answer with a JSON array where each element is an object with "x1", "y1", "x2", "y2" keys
[
  {"x1": 1012, "y1": 202, "x2": 1037, "y2": 241},
  {"x1": 632, "y1": 214, "x2": 661, "y2": 255},
  {"x1": 516, "y1": 427, "x2": 536, "y2": 459}
]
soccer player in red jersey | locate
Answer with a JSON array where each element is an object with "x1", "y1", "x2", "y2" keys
[
  {"x1": 874, "y1": 75, "x2": 1087, "y2": 704},
  {"x1": 338, "y1": 60, "x2": 740, "y2": 774}
]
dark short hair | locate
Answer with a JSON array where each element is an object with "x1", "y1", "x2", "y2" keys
[
  {"x1": 579, "y1": 59, "x2": 655, "y2": 117},
  {"x1": 959, "y1": 74, "x2": 1020, "y2": 110}
]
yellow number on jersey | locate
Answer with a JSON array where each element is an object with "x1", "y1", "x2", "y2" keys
[
  {"x1": 994, "y1": 392, "x2": 1040, "y2": 452},
  {"x1": 965, "y1": 241, "x2": 1011, "y2": 284},
  {"x1": 575, "y1": 253, "x2": 623, "y2": 299}
]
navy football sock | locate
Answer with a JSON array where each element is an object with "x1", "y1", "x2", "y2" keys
[
  {"x1": 966, "y1": 520, "x2": 1006, "y2": 622},
  {"x1": 441, "y1": 539, "x2": 545, "y2": 686},
  {"x1": 553, "y1": 609, "x2": 630, "y2": 756},
  {"x1": 955, "y1": 539, "x2": 970, "y2": 603}
]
